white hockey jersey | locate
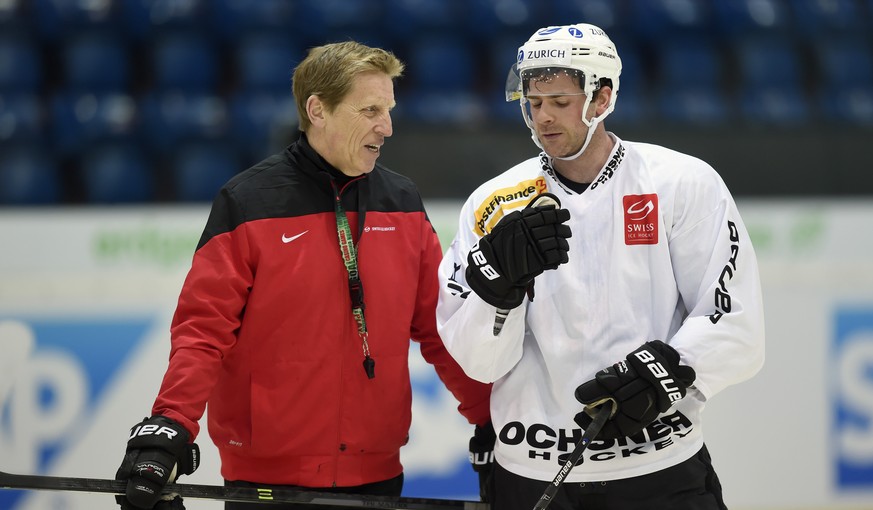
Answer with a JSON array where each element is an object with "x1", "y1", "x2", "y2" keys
[{"x1": 436, "y1": 134, "x2": 765, "y2": 482}]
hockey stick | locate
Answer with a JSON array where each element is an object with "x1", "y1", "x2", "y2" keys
[
  {"x1": 531, "y1": 402, "x2": 613, "y2": 510},
  {"x1": 0, "y1": 469, "x2": 488, "y2": 510}
]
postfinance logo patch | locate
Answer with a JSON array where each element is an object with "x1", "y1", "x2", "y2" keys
[{"x1": 473, "y1": 178, "x2": 548, "y2": 236}]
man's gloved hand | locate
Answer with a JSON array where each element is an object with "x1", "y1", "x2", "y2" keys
[
  {"x1": 469, "y1": 422, "x2": 496, "y2": 503},
  {"x1": 466, "y1": 194, "x2": 571, "y2": 309},
  {"x1": 116, "y1": 415, "x2": 200, "y2": 510},
  {"x1": 573, "y1": 341, "x2": 696, "y2": 439}
]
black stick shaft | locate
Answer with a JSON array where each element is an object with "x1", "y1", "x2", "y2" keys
[
  {"x1": 0, "y1": 470, "x2": 488, "y2": 510},
  {"x1": 532, "y1": 404, "x2": 612, "y2": 510}
]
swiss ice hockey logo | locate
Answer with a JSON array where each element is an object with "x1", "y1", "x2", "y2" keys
[{"x1": 623, "y1": 194, "x2": 658, "y2": 245}]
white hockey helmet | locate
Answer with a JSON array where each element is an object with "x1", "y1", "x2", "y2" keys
[{"x1": 506, "y1": 23, "x2": 622, "y2": 159}]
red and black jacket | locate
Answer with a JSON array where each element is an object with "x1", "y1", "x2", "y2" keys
[{"x1": 151, "y1": 134, "x2": 491, "y2": 486}]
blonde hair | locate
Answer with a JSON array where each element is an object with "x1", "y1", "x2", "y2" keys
[{"x1": 293, "y1": 41, "x2": 405, "y2": 132}]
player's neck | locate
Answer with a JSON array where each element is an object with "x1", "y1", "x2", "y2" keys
[{"x1": 552, "y1": 131, "x2": 615, "y2": 184}]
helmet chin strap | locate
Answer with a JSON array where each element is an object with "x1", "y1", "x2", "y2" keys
[
  {"x1": 553, "y1": 115, "x2": 599, "y2": 161},
  {"x1": 525, "y1": 94, "x2": 606, "y2": 162}
]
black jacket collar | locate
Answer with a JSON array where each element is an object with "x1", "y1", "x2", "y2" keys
[{"x1": 289, "y1": 132, "x2": 358, "y2": 190}]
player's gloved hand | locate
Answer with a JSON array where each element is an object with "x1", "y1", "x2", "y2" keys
[
  {"x1": 573, "y1": 340, "x2": 696, "y2": 439},
  {"x1": 115, "y1": 415, "x2": 200, "y2": 510},
  {"x1": 466, "y1": 194, "x2": 571, "y2": 309},
  {"x1": 469, "y1": 421, "x2": 496, "y2": 503}
]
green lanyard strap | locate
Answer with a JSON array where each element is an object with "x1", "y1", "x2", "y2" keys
[{"x1": 332, "y1": 181, "x2": 375, "y2": 379}]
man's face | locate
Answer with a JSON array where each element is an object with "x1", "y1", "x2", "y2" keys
[
  {"x1": 524, "y1": 71, "x2": 589, "y2": 159},
  {"x1": 320, "y1": 71, "x2": 395, "y2": 176}
]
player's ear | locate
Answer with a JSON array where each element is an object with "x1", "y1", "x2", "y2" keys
[
  {"x1": 306, "y1": 95, "x2": 326, "y2": 127},
  {"x1": 594, "y1": 85, "x2": 612, "y2": 115}
]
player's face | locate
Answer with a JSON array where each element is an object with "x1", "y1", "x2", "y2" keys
[
  {"x1": 321, "y1": 71, "x2": 395, "y2": 176},
  {"x1": 525, "y1": 72, "x2": 591, "y2": 159}
]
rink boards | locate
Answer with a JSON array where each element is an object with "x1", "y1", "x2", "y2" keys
[{"x1": 0, "y1": 199, "x2": 872, "y2": 509}]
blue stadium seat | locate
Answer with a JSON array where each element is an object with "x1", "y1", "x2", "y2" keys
[
  {"x1": 211, "y1": 0, "x2": 297, "y2": 42},
  {"x1": 814, "y1": 37, "x2": 873, "y2": 125},
  {"x1": 657, "y1": 88, "x2": 731, "y2": 125},
  {"x1": 789, "y1": 0, "x2": 867, "y2": 35},
  {"x1": 408, "y1": 36, "x2": 476, "y2": 93},
  {"x1": 172, "y1": 142, "x2": 241, "y2": 202},
  {"x1": 295, "y1": 0, "x2": 385, "y2": 42},
  {"x1": 0, "y1": 93, "x2": 45, "y2": 145},
  {"x1": 607, "y1": 42, "x2": 652, "y2": 126},
  {"x1": 740, "y1": 87, "x2": 811, "y2": 126},
  {"x1": 150, "y1": 32, "x2": 219, "y2": 93},
  {"x1": 0, "y1": 147, "x2": 61, "y2": 205},
  {"x1": 655, "y1": 37, "x2": 730, "y2": 125},
  {"x1": 0, "y1": 1, "x2": 32, "y2": 37},
  {"x1": 31, "y1": 0, "x2": 126, "y2": 41},
  {"x1": 62, "y1": 34, "x2": 130, "y2": 93},
  {"x1": 614, "y1": 38, "x2": 644, "y2": 89},
  {"x1": 381, "y1": 0, "x2": 463, "y2": 41},
  {"x1": 80, "y1": 143, "x2": 154, "y2": 203},
  {"x1": 487, "y1": 32, "x2": 544, "y2": 122},
  {"x1": 548, "y1": 0, "x2": 625, "y2": 35},
  {"x1": 228, "y1": 91, "x2": 298, "y2": 160},
  {"x1": 815, "y1": 37, "x2": 873, "y2": 89},
  {"x1": 711, "y1": 0, "x2": 793, "y2": 38},
  {"x1": 50, "y1": 92, "x2": 140, "y2": 157},
  {"x1": 119, "y1": 0, "x2": 210, "y2": 42},
  {"x1": 658, "y1": 37, "x2": 724, "y2": 90},
  {"x1": 398, "y1": 90, "x2": 488, "y2": 125},
  {"x1": 488, "y1": 35, "x2": 523, "y2": 98},
  {"x1": 818, "y1": 87, "x2": 873, "y2": 126},
  {"x1": 735, "y1": 36, "x2": 804, "y2": 89},
  {"x1": 402, "y1": 36, "x2": 485, "y2": 124},
  {"x1": 0, "y1": 35, "x2": 42, "y2": 92},
  {"x1": 463, "y1": 0, "x2": 546, "y2": 41},
  {"x1": 235, "y1": 34, "x2": 302, "y2": 94},
  {"x1": 140, "y1": 92, "x2": 231, "y2": 157},
  {"x1": 626, "y1": 0, "x2": 713, "y2": 41},
  {"x1": 734, "y1": 36, "x2": 811, "y2": 125}
]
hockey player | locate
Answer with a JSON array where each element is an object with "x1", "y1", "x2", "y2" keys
[
  {"x1": 114, "y1": 41, "x2": 491, "y2": 510},
  {"x1": 436, "y1": 23, "x2": 765, "y2": 510}
]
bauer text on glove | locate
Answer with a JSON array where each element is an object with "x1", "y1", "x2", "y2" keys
[
  {"x1": 573, "y1": 340, "x2": 696, "y2": 440},
  {"x1": 115, "y1": 415, "x2": 200, "y2": 509}
]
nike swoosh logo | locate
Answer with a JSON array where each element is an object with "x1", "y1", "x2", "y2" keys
[{"x1": 281, "y1": 231, "x2": 308, "y2": 243}]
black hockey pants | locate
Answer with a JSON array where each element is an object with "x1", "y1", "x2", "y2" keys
[{"x1": 491, "y1": 444, "x2": 728, "y2": 510}]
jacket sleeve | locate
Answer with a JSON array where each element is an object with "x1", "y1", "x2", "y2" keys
[
  {"x1": 665, "y1": 170, "x2": 765, "y2": 400},
  {"x1": 412, "y1": 208, "x2": 492, "y2": 427},
  {"x1": 151, "y1": 187, "x2": 254, "y2": 438},
  {"x1": 435, "y1": 197, "x2": 529, "y2": 384}
]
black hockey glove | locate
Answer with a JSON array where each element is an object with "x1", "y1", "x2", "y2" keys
[
  {"x1": 466, "y1": 195, "x2": 571, "y2": 309},
  {"x1": 116, "y1": 415, "x2": 200, "y2": 510},
  {"x1": 469, "y1": 421, "x2": 496, "y2": 503},
  {"x1": 573, "y1": 341, "x2": 696, "y2": 440}
]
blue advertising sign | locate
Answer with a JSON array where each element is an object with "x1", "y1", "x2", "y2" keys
[
  {"x1": 0, "y1": 317, "x2": 152, "y2": 510},
  {"x1": 833, "y1": 308, "x2": 873, "y2": 489}
]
